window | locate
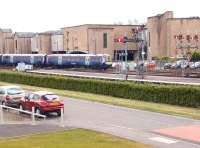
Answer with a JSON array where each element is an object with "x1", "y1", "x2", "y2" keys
[
  {"x1": 7, "y1": 87, "x2": 23, "y2": 95},
  {"x1": 103, "y1": 33, "x2": 108, "y2": 48},
  {"x1": 43, "y1": 94, "x2": 59, "y2": 101},
  {"x1": 33, "y1": 94, "x2": 40, "y2": 100},
  {"x1": 28, "y1": 93, "x2": 34, "y2": 100},
  {"x1": 0, "y1": 89, "x2": 5, "y2": 95},
  {"x1": 148, "y1": 32, "x2": 150, "y2": 47},
  {"x1": 15, "y1": 40, "x2": 18, "y2": 49}
]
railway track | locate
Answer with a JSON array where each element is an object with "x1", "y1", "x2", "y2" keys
[{"x1": 0, "y1": 66, "x2": 200, "y2": 78}]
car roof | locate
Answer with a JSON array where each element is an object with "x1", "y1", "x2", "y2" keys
[
  {"x1": 0, "y1": 85, "x2": 21, "y2": 89},
  {"x1": 33, "y1": 91, "x2": 54, "y2": 96}
]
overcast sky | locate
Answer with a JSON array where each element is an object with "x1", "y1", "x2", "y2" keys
[{"x1": 0, "y1": 0, "x2": 199, "y2": 32}]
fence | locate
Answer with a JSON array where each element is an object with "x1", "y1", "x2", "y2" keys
[{"x1": 0, "y1": 105, "x2": 64, "y2": 127}]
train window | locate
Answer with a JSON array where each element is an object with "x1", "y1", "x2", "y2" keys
[{"x1": 103, "y1": 33, "x2": 108, "y2": 48}]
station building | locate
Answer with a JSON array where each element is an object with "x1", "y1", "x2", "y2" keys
[
  {"x1": 147, "y1": 11, "x2": 200, "y2": 59},
  {"x1": 63, "y1": 24, "x2": 141, "y2": 60},
  {"x1": 0, "y1": 29, "x2": 13, "y2": 54}
]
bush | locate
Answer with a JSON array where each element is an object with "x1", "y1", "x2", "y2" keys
[
  {"x1": 191, "y1": 52, "x2": 200, "y2": 62},
  {"x1": 0, "y1": 71, "x2": 200, "y2": 107}
]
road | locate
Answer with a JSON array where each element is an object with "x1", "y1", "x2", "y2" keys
[
  {"x1": 1, "y1": 97, "x2": 200, "y2": 147},
  {"x1": 43, "y1": 97, "x2": 200, "y2": 148},
  {"x1": 29, "y1": 69, "x2": 200, "y2": 86}
]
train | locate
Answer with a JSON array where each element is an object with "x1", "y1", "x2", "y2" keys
[{"x1": 0, "y1": 54, "x2": 112, "y2": 69}]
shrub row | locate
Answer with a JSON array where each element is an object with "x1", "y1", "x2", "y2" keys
[{"x1": 0, "y1": 71, "x2": 200, "y2": 107}]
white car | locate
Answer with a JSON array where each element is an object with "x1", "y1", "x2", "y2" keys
[
  {"x1": 194, "y1": 61, "x2": 200, "y2": 69},
  {"x1": 0, "y1": 86, "x2": 25, "y2": 108}
]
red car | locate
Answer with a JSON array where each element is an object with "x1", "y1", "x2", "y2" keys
[{"x1": 19, "y1": 91, "x2": 64, "y2": 116}]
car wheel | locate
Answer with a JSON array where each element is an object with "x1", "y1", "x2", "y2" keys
[
  {"x1": 2, "y1": 101, "x2": 6, "y2": 106},
  {"x1": 2, "y1": 101, "x2": 7, "y2": 109},
  {"x1": 35, "y1": 108, "x2": 42, "y2": 115},
  {"x1": 57, "y1": 110, "x2": 61, "y2": 117}
]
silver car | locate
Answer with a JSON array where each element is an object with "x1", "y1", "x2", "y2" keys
[{"x1": 0, "y1": 86, "x2": 25, "y2": 108}]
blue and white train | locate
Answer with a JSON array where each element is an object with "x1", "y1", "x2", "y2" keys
[{"x1": 0, "y1": 54, "x2": 112, "y2": 69}]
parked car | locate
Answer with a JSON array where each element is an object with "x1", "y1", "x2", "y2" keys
[
  {"x1": 0, "y1": 86, "x2": 25, "y2": 108},
  {"x1": 144, "y1": 61, "x2": 156, "y2": 69},
  {"x1": 19, "y1": 91, "x2": 64, "y2": 116},
  {"x1": 171, "y1": 60, "x2": 189, "y2": 69},
  {"x1": 164, "y1": 63, "x2": 172, "y2": 69},
  {"x1": 194, "y1": 61, "x2": 200, "y2": 69}
]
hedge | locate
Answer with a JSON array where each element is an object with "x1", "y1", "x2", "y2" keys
[{"x1": 0, "y1": 71, "x2": 200, "y2": 107}]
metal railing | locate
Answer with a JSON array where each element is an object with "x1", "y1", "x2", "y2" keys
[{"x1": 0, "y1": 105, "x2": 65, "y2": 127}]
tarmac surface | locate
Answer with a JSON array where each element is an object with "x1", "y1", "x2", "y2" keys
[
  {"x1": 29, "y1": 69, "x2": 200, "y2": 86},
  {"x1": 1, "y1": 96, "x2": 200, "y2": 148}
]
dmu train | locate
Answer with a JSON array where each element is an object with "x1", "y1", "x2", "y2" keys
[{"x1": 0, "y1": 54, "x2": 112, "y2": 69}]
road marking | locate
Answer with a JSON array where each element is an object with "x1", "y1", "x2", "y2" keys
[{"x1": 149, "y1": 137, "x2": 178, "y2": 144}]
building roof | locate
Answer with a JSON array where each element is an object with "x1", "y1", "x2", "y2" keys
[
  {"x1": 0, "y1": 28, "x2": 12, "y2": 33},
  {"x1": 167, "y1": 17, "x2": 200, "y2": 20},
  {"x1": 148, "y1": 11, "x2": 173, "y2": 19},
  {"x1": 39, "y1": 30, "x2": 63, "y2": 35},
  {"x1": 62, "y1": 24, "x2": 142, "y2": 29},
  {"x1": 15, "y1": 32, "x2": 36, "y2": 38}
]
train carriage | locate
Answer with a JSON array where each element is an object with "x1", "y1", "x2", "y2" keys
[
  {"x1": 0, "y1": 54, "x2": 112, "y2": 69},
  {"x1": 2, "y1": 54, "x2": 46, "y2": 66}
]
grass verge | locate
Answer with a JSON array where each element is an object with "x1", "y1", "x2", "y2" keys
[
  {"x1": 0, "y1": 81, "x2": 200, "y2": 120},
  {"x1": 0, "y1": 129, "x2": 152, "y2": 148}
]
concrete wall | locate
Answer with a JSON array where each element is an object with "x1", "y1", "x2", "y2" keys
[
  {"x1": 147, "y1": 11, "x2": 200, "y2": 58},
  {"x1": 0, "y1": 30, "x2": 13, "y2": 54},
  {"x1": 64, "y1": 25, "x2": 88, "y2": 53},
  {"x1": 63, "y1": 25, "x2": 139, "y2": 59},
  {"x1": 5, "y1": 37, "x2": 14, "y2": 54},
  {"x1": 147, "y1": 11, "x2": 173, "y2": 58},
  {"x1": 14, "y1": 37, "x2": 32, "y2": 54},
  {"x1": 87, "y1": 27, "x2": 114, "y2": 56},
  {"x1": 166, "y1": 18, "x2": 200, "y2": 58},
  {"x1": 51, "y1": 34, "x2": 64, "y2": 52},
  {"x1": 38, "y1": 33, "x2": 51, "y2": 54}
]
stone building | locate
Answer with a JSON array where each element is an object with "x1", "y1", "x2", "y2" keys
[
  {"x1": 63, "y1": 24, "x2": 141, "y2": 60},
  {"x1": 14, "y1": 32, "x2": 35, "y2": 54},
  {"x1": 5, "y1": 36, "x2": 14, "y2": 54},
  {"x1": 147, "y1": 11, "x2": 200, "y2": 58},
  {"x1": 0, "y1": 29, "x2": 13, "y2": 54},
  {"x1": 37, "y1": 32, "x2": 52, "y2": 54},
  {"x1": 51, "y1": 30, "x2": 64, "y2": 54}
]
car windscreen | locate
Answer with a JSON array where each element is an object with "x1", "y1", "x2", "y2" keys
[
  {"x1": 42, "y1": 94, "x2": 59, "y2": 100},
  {"x1": 7, "y1": 88, "x2": 24, "y2": 95}
]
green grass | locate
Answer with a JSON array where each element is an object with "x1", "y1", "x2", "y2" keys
[
  {"x1": 0, "y1": 129, "x2": 152, "y2": 148},
  {"x1": 0, "y1": 81, "x2": 200, "y2": 120}
]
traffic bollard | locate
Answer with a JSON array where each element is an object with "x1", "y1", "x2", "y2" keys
[
  {"x1": 60, "y1": 108, "x2": 64, "y2": 127},
  {"x1": 0, "y1": 105, "x2": 3, "y2": 124},
  {"x1": 31, "y1": 107, "x2": 36, "y2": 125}
]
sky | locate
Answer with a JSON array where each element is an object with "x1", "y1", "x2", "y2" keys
[{"x1": 0, "y1": 0, "x2": 200, "y2": 32}]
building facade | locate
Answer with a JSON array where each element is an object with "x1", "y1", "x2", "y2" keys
[
  {"x1": 5, "y1": 36, "x2": 14, "y2": 54},
  {"x1": 0, "y1": 29, "x2": 13, "y2": 54},
  {"x1": 37, "y1": 32, "x2": 52, "y2": 54},
  {"x1": 63, "y1": 24, "x2": 141, "y2": 60},
  {"x1": 13, "y1": 32, "x2": 35, "y2": 54},
  {"x1": 147, "y1": 11, "x2": 200, "y2": 58},
  {"x1": 51, "y1": 30, "x2": 64, "y2": 54}
]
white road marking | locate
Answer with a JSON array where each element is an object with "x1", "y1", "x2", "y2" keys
[{"x1": 149, "y1": 137, "x2": 178, "y2": 144}]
